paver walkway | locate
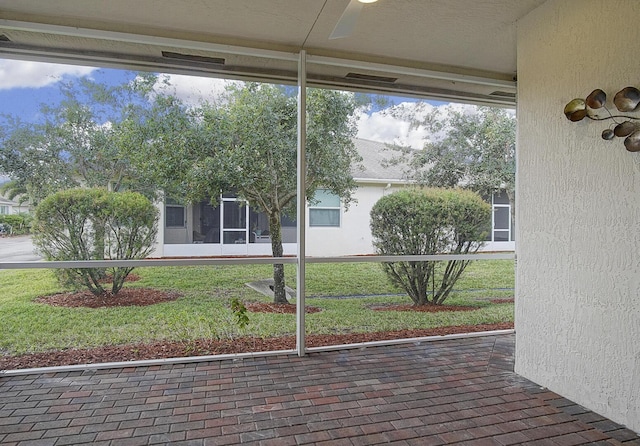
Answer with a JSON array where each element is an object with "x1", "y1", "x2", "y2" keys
[{"x1": 1, "y1": 333, "x2": 639, "y2": 445}]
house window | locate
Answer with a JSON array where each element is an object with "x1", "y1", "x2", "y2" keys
[
  {"x1": 309, "y1": 189, "x2": 340, "y2": 227},
  {"x1": 0, "y1": 205, "x2": 8, "y2": 215},
  {"x1": 165, "y1": 198, "x2": 185, "y2": 228},
  {"x1": 486, "y1": 191, "x2": 514, "y2": 242},
  {"x1": 493, "y1": 206, "x2": 511, "y2": 241}
]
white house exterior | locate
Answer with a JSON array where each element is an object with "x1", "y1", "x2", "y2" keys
[
  {"x1": 0, "y1": 196, "x2": 29, "y2": 215},
  {"x1": 157, "y1": 138, "x2": 514, "y2": 257}
]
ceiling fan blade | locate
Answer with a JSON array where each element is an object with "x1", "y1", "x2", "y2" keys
[{"x1": 329, "y1": 0, "x2": 364, "y2": 40}]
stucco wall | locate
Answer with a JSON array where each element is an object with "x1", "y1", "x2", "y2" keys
[
  {"x1": 516, "y1": 0, "x2": 640, "y2": 432},
  {"x1": 306, "y1": 182, "x2": 403, "y2": 256}
]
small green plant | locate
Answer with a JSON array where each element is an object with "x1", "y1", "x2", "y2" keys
[{"x1": 230, "y1": 297, "x2": 250, "y2": 330}]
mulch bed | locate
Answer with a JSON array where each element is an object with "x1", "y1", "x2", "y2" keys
[
  {"x1": 2, "y1": 288, "x2": 513, "y2": 370},
  {"x1": 34, "y1": 288, "x2": 181, "y2": 308},
  {"x1": 369, "y1": 304, "x2": 479, "y2": 312},
  {"x1": 490, "y1": 298, "x2": 515, "y2": 304},
  {"x1": 0, "y1": 323, "x2": 514, "y2": 371}
]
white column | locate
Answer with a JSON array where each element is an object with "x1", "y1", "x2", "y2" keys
[{"x1": 296, "y1": 50, "x2": 307, "y2": 356}]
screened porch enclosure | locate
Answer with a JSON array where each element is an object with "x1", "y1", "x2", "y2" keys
[{"x1": 164, "y1": 195, "x2": 297, "y2": 257}]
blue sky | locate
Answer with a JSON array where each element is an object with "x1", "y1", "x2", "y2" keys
[
  {"x1": 0, "y1": 58, "x2": 469, "y2": 186},
  {"x1": 0, "y1": 64, "x2": 130, "y2": 123}
]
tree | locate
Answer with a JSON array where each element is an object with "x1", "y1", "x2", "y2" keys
[
  {"x1": 0, "y1": 73, "x2": 159, "y2": 204},
  {"x1": 389, "y1": 106, "x2": 516, "y2": 204},
  {"x1": 370, "y1": 188, "x2": 490, "y2": 305},
  {"x1": 0, "y1": 179, "x2": 27, "y2": 202},
  {"x1": 138, "y1": 83, "x2": 361, "y2": 304},
  {"x1": 0, "y1": 180, "x2": 29, "y2": 220},
  {"x1": 32, "y1": 188, "x2": 158, "y2": 296}
]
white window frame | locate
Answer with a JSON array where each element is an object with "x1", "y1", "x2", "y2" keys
[
  {"x1": 309, "y1": 189, "x2": 341, "y2": 228},
  {"x1": 491, "y1": 202, "x2": 512, "y2": 242}
]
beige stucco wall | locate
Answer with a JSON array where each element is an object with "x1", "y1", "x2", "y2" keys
[
  {"x1": 516, "y1": 0, "x2": 640, "y2": 432},
  {"x1": 306, "y1": 182, "x2": 405, "y2": 257}
]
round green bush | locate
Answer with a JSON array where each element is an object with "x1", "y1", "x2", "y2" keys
[
  {"x1": 370, "y1": 187, "x2": 490, "y2": 305},
  {"x1": 33, "y1": 188, "x2": 158, "y2": 296}
]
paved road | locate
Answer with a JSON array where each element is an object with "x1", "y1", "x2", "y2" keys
[{"x1": 0, "y1": 235, "x2": 42, "y2": 262}]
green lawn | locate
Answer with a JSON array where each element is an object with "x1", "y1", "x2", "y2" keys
[{"x1": 0, "y1": 260, "x2": 514, "y2": 356}]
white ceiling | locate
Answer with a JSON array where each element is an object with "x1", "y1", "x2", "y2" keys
[{"x1": 0, "y1": 0, "x2": 548, "y2": 105}]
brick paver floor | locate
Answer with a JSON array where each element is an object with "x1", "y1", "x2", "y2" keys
[{"x1": 1, "y1": 333, "x2": 639, "y2": 445}]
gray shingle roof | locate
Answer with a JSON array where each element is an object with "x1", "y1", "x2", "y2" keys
[
  {"x1": 352, "y1": 138, "x2": 409, "y2": 182},
  {"x1": 0, "y1": 196, "x2": 17, "y2": 206}
]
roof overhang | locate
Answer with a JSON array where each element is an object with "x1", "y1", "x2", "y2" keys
[{"x1": 0, "y1": 1, "x2": 548, "y2": 106}]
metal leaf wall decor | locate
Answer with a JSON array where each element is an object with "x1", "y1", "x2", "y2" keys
[{"x1": 563, "y1": 87, "x2": 640, "y2": 152}]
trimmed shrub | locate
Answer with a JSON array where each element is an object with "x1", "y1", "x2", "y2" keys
[
  {"x1": 0, "y1": 213, "x2": 33, "y2": 235},
  {"x1": 33, "y1": 188, "x2": 158, "y2": 296},
  {"x1": 370, "y1": 188, "x2": 490, "y2": 305}
]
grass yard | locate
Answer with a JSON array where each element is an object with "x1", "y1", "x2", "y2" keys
[{"x1": 0, "y1": 260, "x2": 514, "y2": 356}]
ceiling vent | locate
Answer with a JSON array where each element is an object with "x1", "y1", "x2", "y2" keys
[
  {"x1": 161, "y1": 51, "x2": 225, "y2": 65},
  {"x1": 345, "y1": 72, "x2": 397, "y2": 84},
  {"x1": 0, "y1": 34, "x2": 11, "y2": 42},
  {"x1": 490, "y1": 91, "x2": 516, "y2": 98}
]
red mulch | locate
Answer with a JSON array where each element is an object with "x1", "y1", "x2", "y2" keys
[
  {"x1": 0, "y1": 323, "x2": 514, "y2": 371},
  {"x1": 34, "y1": 288, "x2": 181, "y2": 308},
  {"x1": 490, "y1": 298, "x2": 515, "y2": 304},
  {"x1": 1, "y1": 289, "x2": 513, "y2": 371}
]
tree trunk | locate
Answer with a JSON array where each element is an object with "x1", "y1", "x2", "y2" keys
[
  {"x1": 268, "y1": 212, "x2": 289, "y2": 304},
  {"x1": 92, "y1": 220, "x2": 108, "y2": 283}
]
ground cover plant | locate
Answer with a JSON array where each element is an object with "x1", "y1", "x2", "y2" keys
[{"x1": 0, "y1": 260, "x2": 514, "y2": 369}]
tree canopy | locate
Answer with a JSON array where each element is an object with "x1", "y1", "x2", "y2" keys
[
  {"x1": 388, "y1": 106, "x2": 516, "y2": 200},
  {"x1": 136, "y1": 83, "x2": 361, "y2": 303},
  {"x1": 0, "y1": 73, "x2": 158, "y2": 204},
  {"x1": 0, "y1": 74, "x2": 363, "y2": 303}
]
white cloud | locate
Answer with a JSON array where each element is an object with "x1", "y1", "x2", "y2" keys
[
  {"x1": 0, "y1": 60, "x2": 96, "y2": 90},
  {"x1": 152, "y1": 74, "x2": 239, "y2": 106},
  {"x1": 356, "y1": 109, "x2": 429, "y2": 149},
  {"x1": 356, "y1": 101, "x2": 483, "y2": 149}
]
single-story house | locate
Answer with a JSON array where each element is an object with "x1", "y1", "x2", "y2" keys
[{"x1": 157, "y1": 138, "x2": 514, "y2": 257}]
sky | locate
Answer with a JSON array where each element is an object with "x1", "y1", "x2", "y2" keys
[{"x1": 0, "y1": 58, "x2": 477, "y2": 182}]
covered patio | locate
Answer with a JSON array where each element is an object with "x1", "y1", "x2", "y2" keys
[
  {"x1": 0, "y1": 0, "x2": 639, "y2": 438},
  {"x1": 1, "y1": 334, "x2": 638, "y2": 445}
]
